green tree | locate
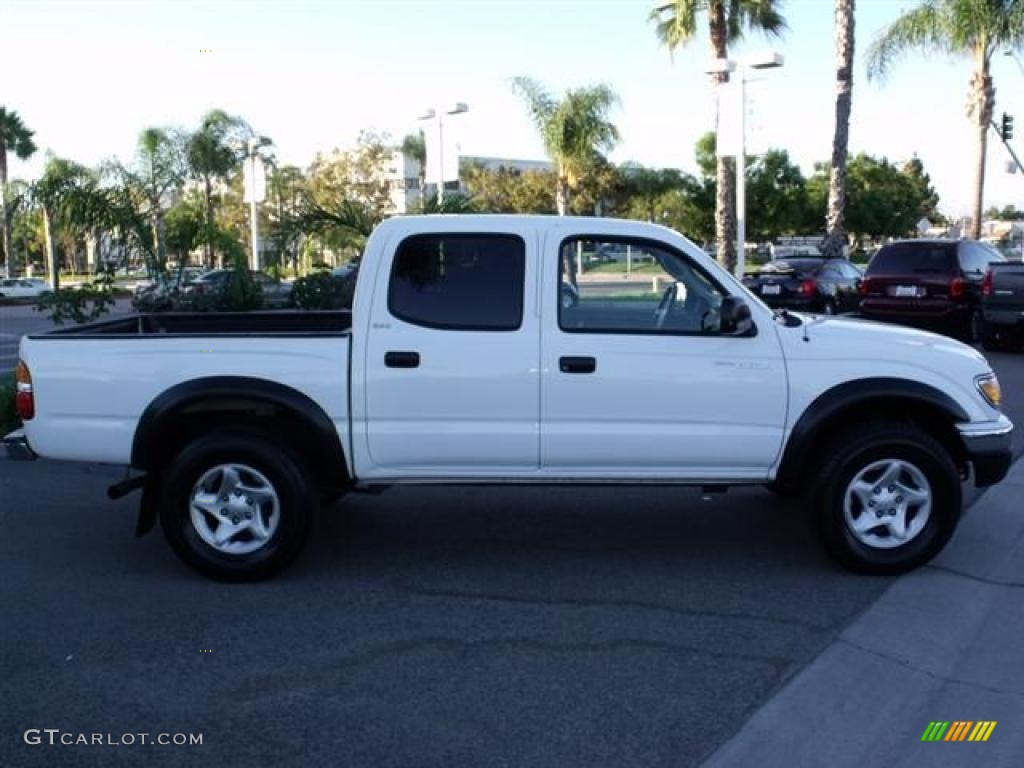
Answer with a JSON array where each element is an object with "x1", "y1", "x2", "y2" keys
[
  {"x1": 115, "y1": 127, "x2": 188, "y2": 271},
  {"x1": 745, "y1": 149, "x2": 810, "y2": 242},
  {"x1": 620, "y1": 164, "x2": 686, "y2": 222},
  {"x1": 0, "y1": 107, "x2": 38, "y2": 276},
  {"x1": 809, "y1": 153, "x2": 942, "y2": 243},
  {"x1": 650, "y1": 0, "x2": 786, "y2": 271},
  {"x1": 867, "y1": 0, "x2": 1024, "y2": 239},
  {"x1": 186, "y1": 109, "x2": 250, "y2": 267},
  {"x1": 511, "y1": 77, "x2": 620, "y2": 215},
  {"x1": 461, "y1": 162, "x2": 557, "y2": 213},
  {"x1": 822, "y1": 0, "x2": 857, "y2": 258}
]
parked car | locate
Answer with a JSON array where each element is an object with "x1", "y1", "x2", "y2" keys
[
  {"x1": 4, "y1": 215, "x2": 1011, "y2": 581},
  {"x1": 178, "y1": 269, "x2": 292, "y2": 309},
  {"x1": 859, "y1": 239, "x2": 1004, "y2": 341},
  {"x1": 133, "y1": 268, "x2": 205, "y2": 312},
  {"x1": 742, "y1": 258, "x2": 862, "y2": 315},
  {"x1": 979, "y1": 261, "x2": 1024, "y2": 350},
  {"x1": 0, "y1": 278, "x2": 52, "y2": 299}
]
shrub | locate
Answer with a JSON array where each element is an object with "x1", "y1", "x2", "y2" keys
[
  {"x1": 34, "y1": 271, "x2": 116, "y2": 325},
  {"x1": 290, "y1": 271, "x2": 354, "y2": 310},
  {"x1": 0, "y1": 373, "x2": 19, "y2": 436}
]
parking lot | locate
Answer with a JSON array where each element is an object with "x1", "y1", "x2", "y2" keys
[{"x1": 2, "y1": 301, "x2": 1023, "y2": 767}]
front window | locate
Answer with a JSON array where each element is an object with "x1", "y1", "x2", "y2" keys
[{"x1": 559, "y1": 237, "x2": 728, "y2": 334}]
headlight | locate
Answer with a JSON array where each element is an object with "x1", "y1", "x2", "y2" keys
[{"x1": 976, "y1": 373, "x2": 1002, "y2": 408}]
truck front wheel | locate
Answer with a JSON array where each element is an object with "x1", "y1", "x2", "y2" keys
[
  {"x1": 159, "y1": 429, "x2": 316, "y2": 581},
  {"x1": 810, "y1": 422, "x2": 960, "y2": 575}
]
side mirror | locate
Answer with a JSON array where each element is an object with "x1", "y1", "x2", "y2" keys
[{"x1": 719, "y1": 295, "x2": 754, "y2": 335}]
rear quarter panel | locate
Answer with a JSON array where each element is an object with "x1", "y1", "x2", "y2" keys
[{"x1": 19, "y1": 334, "x2": 351, "y2": 465}]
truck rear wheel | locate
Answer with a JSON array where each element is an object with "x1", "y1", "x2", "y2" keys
[
  {"x1": 159, "y1": 429, "x2": 316, "y2": 581},
  {"x1": 809, "y1": 422, "x2": 960, "y2": 575}
]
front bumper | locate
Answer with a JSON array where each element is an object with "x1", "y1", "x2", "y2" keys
[
  {"x1": 2, "y1": 429, "x2": 36, "y2": 461},
  {"x1": 958, "y1": 416, "x2": 1013, "y2": 487}
]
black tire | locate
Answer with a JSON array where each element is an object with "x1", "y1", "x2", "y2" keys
[
  {"x1": 808, "y1": 421, "x2": 960, "y2": 575},
  {"x1": 159, "y1": 428, "x2": 316, "y2": 581},
  {"x1": 980, "y1": 319, "x2": 1010, "y2": 352},
  {"x1": 960, "y1": 309, "x2": 982, "y2": 344},
  {"x1": 821, "y1": 299, "x2": 837, "y2": 316}
]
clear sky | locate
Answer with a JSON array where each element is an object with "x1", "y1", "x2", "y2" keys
[{"x1": 4, "y1": 0, "x2": 1024, "y2": 217}]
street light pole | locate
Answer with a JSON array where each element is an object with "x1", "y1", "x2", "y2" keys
[
  {"x1": 419, "y1": 103, "x2": 469, "y2": 206},
  {"x1": 705, "y1": 52, "x2": 783, "y2": 277},
  {"x1": 735, "y1": 72, "x2": 747, "y2": 278}
]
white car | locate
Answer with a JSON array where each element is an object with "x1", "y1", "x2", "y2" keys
[
  {"x1": 4, "y1": 215, "x2": 1013, "y2": 581},
  {"x1": 0, "y1": 278, "x2": 51, "y2": 299}
]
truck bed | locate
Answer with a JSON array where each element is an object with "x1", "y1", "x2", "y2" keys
[
  {"x1": 19, "y1": 311, "x2": 352, "y2": 466},
  {"x1": 36, "y1": 310, "x2": 352, "y2": 337}
]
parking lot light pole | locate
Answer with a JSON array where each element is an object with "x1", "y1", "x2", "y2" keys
[
  {"x1": 705, "y1": 52, "x2": 784, "y2": 277},
  {"x1": 418, "y1": 103, "x2": 469, "y2": 204},
  {"x1": 243, "y1": 136, "x2": 272, "y2": 271}
]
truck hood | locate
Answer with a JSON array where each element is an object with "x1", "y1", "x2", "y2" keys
[
  {"x1": 778, "y1": 313, "x2": 989, "y2": 371},
  {"x1": 774, "y1": 313, "x2": 998, "y2": 423}
]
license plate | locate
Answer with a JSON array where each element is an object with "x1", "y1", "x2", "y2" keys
[
  {"x1": 762, "y1": 285, "x2": 781, "y2": 295},
  {"x1": 892, "y1": 285, "x2": 919, "y2": 298}
]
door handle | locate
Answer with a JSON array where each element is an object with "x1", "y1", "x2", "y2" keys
[
  {"x1": 559, "y1": 356, "x2": 596, "y2": 374},
  {"x1": 385, "y1": 351, "x2": 420, "y2": 368}
]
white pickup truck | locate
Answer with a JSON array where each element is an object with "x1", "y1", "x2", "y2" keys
[{"x1": 4, "y1": 215, "x2": 1013, "y2": 580}]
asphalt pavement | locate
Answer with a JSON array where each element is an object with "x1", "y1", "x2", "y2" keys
[{"x1": 1, "y1": 331, "x2": 1022, "y2": 767}]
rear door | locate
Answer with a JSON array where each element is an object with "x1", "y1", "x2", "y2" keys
[{"x1": 362, "y1": 231, "x2": 540, "y2": 475}]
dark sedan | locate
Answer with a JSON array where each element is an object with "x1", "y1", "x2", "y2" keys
[{"x1": 743, "y1": 257, "x2": 862, "y2": 315}]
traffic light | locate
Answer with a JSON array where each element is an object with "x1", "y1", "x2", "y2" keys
[{"x1": 1001, "y1": 112, "x2": 1014, "y2": 141}]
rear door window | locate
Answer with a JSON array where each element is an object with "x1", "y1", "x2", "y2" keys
[
  {"x1": 388, "y1": 234, "x2": 525, "y2": 331},
  {"x1": 867, "y1": 244, "x2": 956, "y2": 276}
]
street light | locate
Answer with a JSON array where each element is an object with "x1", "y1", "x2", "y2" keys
[
  {"x1": 242, "y1": 136, "x2": 273, "y2": 271},
  {"x1": 418, "y1": 102, "x2": 469, "y2": 204},
  {"x1": 705, "y1": 52, "x2": 784, "y2": 277}
]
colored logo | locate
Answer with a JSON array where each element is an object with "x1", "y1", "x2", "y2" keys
[{"x1": 921, "y1": 721, "x2": 997, "y2": 742}]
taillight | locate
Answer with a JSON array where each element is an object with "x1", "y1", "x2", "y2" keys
[
  {"x1": 982, "y1": 269, "x2": 993, "y2": 296},
  {"x1": 950, "y1": 277, "x2": 965, "y2": 298},
  {"x1": 14, "y1": 360, "x2": 34, "y2": 421},
  {"x1": 799, "y1": 279, "x2": 817, "y2": 297},
  {"x1": 858, "y1": 278, "x2": 871, "y2": 296}
]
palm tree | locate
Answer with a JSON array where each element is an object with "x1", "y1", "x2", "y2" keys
[
  {"x1": 0, "y1": 107, "x2": 38, "y2": 276},
  {"x1": 186, "y1": 110, "x2": 249, "y2": 267},
  {"x1": 822, "y1": 0, "x2": 857, "y2": 259},
  {"x1": 867, "y1": 0, "x2": 1024, "y2": 240},
  {"x1": 650, "y1": 0, "x2": 786, "y2": 271},
  {"x1": 400, "y1": 130, "x2": 428, "y2": 203},
  {"x1": 114, "y1": 127, "x2": 187, "y2": 271},
  {"x1": 511, "y1": 77, "x2": 620, "y2": 215}
]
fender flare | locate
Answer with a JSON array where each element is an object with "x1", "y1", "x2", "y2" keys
[
  {"x1": 131, "y1": 376, "x2": 349, "y2": 484},
  {"x1": 775, "y1": 377, "x2": 968, "y2": 489}
]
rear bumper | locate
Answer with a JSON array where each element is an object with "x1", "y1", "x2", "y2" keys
[
  {"x1": 959, "y1": 416, "x2": 1013, "y2": 487},
  {"x1": 2, "y1": 429, "x2": 37, "y2": 461},
  {"x1": 982, "y1": 306, "x2": 1024, "y2": 327}
]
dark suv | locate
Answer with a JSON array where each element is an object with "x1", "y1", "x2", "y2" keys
[{"x1": 859, "y1": 239, "x2": 1004, "y2": 341}]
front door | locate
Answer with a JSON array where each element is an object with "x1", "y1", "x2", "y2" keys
[{"x1": 540, "y1": 234, "x2": 787, "y2": 480}]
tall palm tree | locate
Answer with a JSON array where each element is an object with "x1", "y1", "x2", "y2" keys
[
  {"x1": 650, "y1": 0, "x2": 786, "y2": 271},
  {"x1": 822, "y1": 0, "x2": 857, "y2": 259},
  {"x1": 186, "y1": 110, "x2": 249, "y2": 267},
  {"x1": 867, "y1": 0, "x2": 1024, "y2": 240},
  {"x1": 511, "y1": 77, "x2": 620, "y2": 216},
  {"x1": 0, "y1": 107, "x2": 38, "y2": 276}
]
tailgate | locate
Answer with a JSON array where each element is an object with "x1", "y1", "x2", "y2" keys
[{"x1": 985, "y1": 263, "x2": 1024, "y2": 309}]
